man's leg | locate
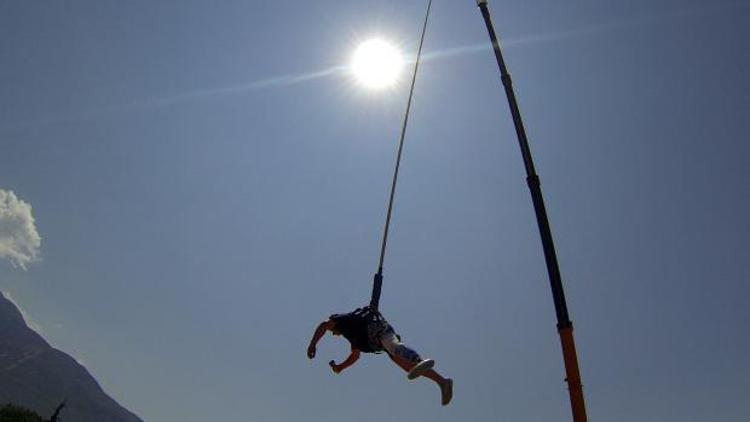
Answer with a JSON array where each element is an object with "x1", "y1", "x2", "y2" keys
[
  {"x1": 384, "y1": 342, "x2": 453, "y2": 405},
  {"x1": 381, "y1": 333, "x2": 443, "y2": 383},
  {"x1": 381, "y1": 333, "x2": 421, "y2": 366},
  {"x1": 386, "y1": 352, "x2": 446, "y2": 384}
]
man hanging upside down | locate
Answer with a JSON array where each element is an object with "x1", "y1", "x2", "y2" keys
[{"x1": 306, "y1": 306, "x2": 453, "y2": 406}]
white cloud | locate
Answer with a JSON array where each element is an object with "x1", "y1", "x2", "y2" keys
[{"x1": 0, "y1": 189, "x2": 41, "y2": 270}]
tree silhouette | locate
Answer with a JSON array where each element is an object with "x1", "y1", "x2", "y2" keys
[
  {"x1": 0, "y1": 401, "x2": 66, "y2": 422},
  {"x1": 49, "y1": 401, "x2": 66, "y2": 422},
  {"x1": 0, "y1": 403, "x2": 43, "y2": 422}
]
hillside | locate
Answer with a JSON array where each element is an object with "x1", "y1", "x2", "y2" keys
[{"x1": 0, "y1": 293, "x2": 142, "y2": 422}]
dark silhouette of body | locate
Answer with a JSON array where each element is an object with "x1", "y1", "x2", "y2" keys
[{"x1": 307, "y1": 306, "x2": 453, "y2": 405}]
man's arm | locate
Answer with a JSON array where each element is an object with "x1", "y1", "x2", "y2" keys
[
  {"x1": 307, "y1": 320, "x2": 334, "y2": 359},
  {"x1": 330, "y1": 348, "x2": 361, "y2": 374}
]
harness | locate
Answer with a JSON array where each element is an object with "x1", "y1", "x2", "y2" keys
[{"x1": 330, "y1": 306, "x2": 394, "y2": 354}]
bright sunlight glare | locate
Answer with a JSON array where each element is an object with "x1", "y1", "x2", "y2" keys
[{"x1": 351, "y1": 39, "x2": 404, "y2": 89}]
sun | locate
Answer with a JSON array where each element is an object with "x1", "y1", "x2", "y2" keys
[{"x1": 351, "y1": 39, "x2": 404, "y2": 89}]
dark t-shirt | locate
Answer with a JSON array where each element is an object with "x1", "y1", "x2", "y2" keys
[{"x1": 329, "y1": 312, "x2": 372, "y2": 352}]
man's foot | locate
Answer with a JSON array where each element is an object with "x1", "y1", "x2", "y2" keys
[
  {"x1": 440, "y1": 378, "x2": 453, "y2": 406},
  {"x1": 407, "y1": 359, "x2": 435, "y2": 380}
]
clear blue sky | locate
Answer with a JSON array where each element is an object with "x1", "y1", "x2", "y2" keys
[{"x1": 1, "y1": 1, "x2": 749, "y2": 421}]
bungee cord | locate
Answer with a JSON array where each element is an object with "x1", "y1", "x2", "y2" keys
[{"x1": 370, "y1": 0, "x2": 433, "y2": 309}]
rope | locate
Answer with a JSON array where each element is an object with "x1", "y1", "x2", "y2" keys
[{"x1": 371, "y1": 0, "x2": 433, "y2": 309}]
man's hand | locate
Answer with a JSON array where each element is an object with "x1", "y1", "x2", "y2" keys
[
  {"x1": 329, "y1": 360, "x2": 343, "y2": 374},
  {"x1": 328, "y1": 349, "x2": 360, "y2": 374},
  {"x1": 307, "y1": 344, "x2": 316, "y2": 359}
]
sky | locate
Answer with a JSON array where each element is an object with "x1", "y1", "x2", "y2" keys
[{"x1": 1, "y1": 0, "x2": 749, "y2": 421}]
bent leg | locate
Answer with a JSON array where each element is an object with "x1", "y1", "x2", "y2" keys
[
  {"x1": 386, "y1": 348, "x2": 416, "y2": 372},
  {"x1": 382, "y1": 333, "x2": 446, "y2": 383},
  {"x1": 381, "y1": 333, "x2": 453, "y2": 405},
  {"x1": 381, "y1": 333, "x2": 421, "y2": 365},
  {"x1": 386, "y1": 352, "x2": 446, "y2": 383}
]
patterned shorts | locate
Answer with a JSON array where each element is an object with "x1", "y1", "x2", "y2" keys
[{"x1": 365, "y1": 318, "x2": 395, "y2": 353}]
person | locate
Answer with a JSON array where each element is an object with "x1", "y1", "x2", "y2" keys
[{"x1": 307, "y1": 306, "x2": 453, "y2": 406}]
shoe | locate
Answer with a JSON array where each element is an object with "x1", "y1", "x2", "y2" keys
[
  {"x1": 407, "y1": 359, "x2": 435, "y2": 380},
  {"x1": 440, "y1": 378, "x2": 453, "y2": 406}
]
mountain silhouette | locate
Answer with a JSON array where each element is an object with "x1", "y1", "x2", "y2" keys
[{"x1": 0, "y1": 293, "x2": 142, "y2": 422}]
